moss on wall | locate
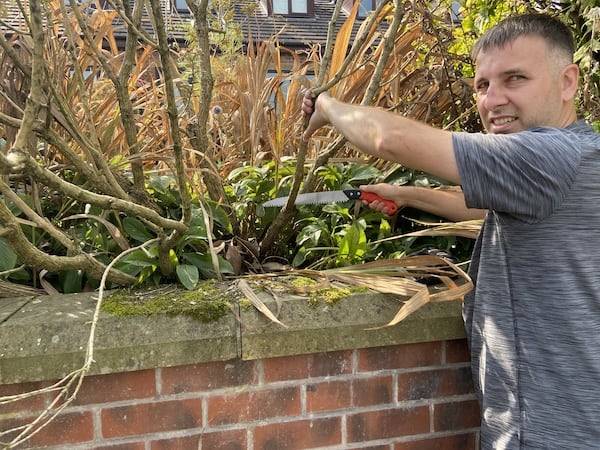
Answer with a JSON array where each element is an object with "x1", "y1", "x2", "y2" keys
[{"x1": 102, "y1": 281, "x2": 232, "y2": 323}]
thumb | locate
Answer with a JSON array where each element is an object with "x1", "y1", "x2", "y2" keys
[{"x1": 302, "y1": 122, "x2": 316, "y2": 141}]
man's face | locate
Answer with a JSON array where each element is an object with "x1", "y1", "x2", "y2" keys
[{"x1": 474, "y1": 35, "x2": 572, "y2": 134}]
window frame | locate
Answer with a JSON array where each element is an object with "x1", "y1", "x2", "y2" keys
[
  {"x1": 268, "y1": 0, "x2": 313, "y2": 17},
  {"x1": 173, "y1": 0, "x2": 189, "y2": 12}
]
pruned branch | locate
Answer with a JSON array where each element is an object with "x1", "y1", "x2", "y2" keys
[{"x1": 260, "y1": 0, "x2": 395, "y2": 253}]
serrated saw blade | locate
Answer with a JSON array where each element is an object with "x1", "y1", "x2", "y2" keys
[{"x1": 262, "y1": 190, "x2": 358, "y2": 208}]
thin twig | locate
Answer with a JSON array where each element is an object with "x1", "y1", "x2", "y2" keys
[{"x1": 0, "y1": 238, "x2": 159, "y2": 448}]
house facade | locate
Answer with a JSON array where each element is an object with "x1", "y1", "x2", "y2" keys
[
  {"x1": 1, "y1": 0, "x2": 388, "y2": 75},
  {"x1": 169, "y1": 0, "x2": 381, "y2": 50}
]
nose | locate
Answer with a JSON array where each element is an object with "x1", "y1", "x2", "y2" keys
[{"x1": 480, "y1": 82, "x2": 509, "y2": 111}]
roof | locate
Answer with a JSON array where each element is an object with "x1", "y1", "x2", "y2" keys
[
  {"x1": 228, "y1": 0, "x2": 343, "y2": 48},
  {"x1": 1, "y1": 0, "x2": 361, "y2": 50}
]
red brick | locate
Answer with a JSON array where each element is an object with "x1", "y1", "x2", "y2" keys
[
  {"x1": 73, "y1": 369, "x2": 156, "y2": 405},
  {"x1": 306, "y1": 380, "x2": 352, "y2": 412},
  {"x1": 263, "y1": 354, "x2": 310, "y2": 382},
  {"x1": 445, "y1": 339, "x2": 471, "y2": 364},
  {"x1": 161, "y1": 360, "x2": 257, "y2": 395},
  {"x1": 253, "y1": 417, "x2": 341, "y2": 449},
  {"x1": 352, "y1": 375, "x2": 394, "y2": 407},
  {"x1": 262, "y1": 352, "x2": 352, "y2": 383},
  {"x1": 347, "y1": 406, "x2": 430, "y2": 442},
  {"x1": 358, "y1": 342, "x2": 442, "y2": 372},
  {"x1": 208, "y1": 386, "x2": 300, "y2": 425},
  {"x1": 3, "y1": 411, "x2": 94, "y2": 448},
  {"x1": 398, "y1": 366, "x2": 474, "y2": 401},
  {"x1": 307, "y1": 351, "x2": 353, "y2": 377},
  {"x1": 101, "y1": 398, "x2": 202, "y2": 438},
  {"x1": 394, "y1": 432, "x2": 478, "y2": 450},
  {"x1": 0, "y1": 380, "x2": 50, "y2": 416},
  {"x1": 151, "y1": 429, "x2": 246, "y2": 450},
  {"x1": 433, "y1": 399, "x2": 480, "y2": 431}
]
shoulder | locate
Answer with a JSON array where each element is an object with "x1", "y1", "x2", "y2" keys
[
  {"x1": 452, "y1": 125, "x2": 584, "y2": 163},
  {"x1": 453, "y1": 124, "x2": 584, "y2": 221},
  {"x1": 526, "y1": 120, "x2": 596, "y2": 141}
]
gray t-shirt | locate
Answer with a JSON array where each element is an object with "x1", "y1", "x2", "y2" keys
[{"x1": 452, "y1": 120, "x2": 600, "y2": 450}]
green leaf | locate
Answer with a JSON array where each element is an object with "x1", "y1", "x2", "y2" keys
[
  {"x1": 61, "y1": 270, "x2": 83, "y2": 294},
  {"x1": 122, "y1": 247, "x2": 158, "y2": 267},
  {"x1": 4, "y1": 193, "x2": 33, "y2": 217},
  {"x1": 346, "y1": 163, "x2": 382, "y2": 183},
  {"x1": 183, "y1": 253, "x2": 235, "y2": 275},
  {"x1": 292, "y1": 247, "x2": 308, "y2": 267},
  {"x1": 0, "y1": 238, "x2": 17, "y2": 271},
  {"x1": 296, "y1": 224, "x2": 323, "y2": 247},
  {"x1": 123, "y1": 217, "x2": 154, "y2": 242},
  {"x1": 176, "y1": 264, "x2": 199, "y2": 290},
  {"x1": 378, "y1": 218, "x2": 392, "y2": 239},
  {"x1": 207, "y1": 203, "x2": 233, "y2": 233},
  {"x1": 113, "y1": 260, "x2": 143, "y2": 278},
  {"x1": 338, "y1": 222, "x2": 366, "y2": 263},
  {"x1": 137, "y1": 265, "x2": 158, "y2": 284},
  {"x1": 227, "y1": 165, "x2": 259, "y2": 180}
]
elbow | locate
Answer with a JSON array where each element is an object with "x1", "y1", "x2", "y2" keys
[{"x1": 374, "y1": 132, "x2": 405, "y2": 162}]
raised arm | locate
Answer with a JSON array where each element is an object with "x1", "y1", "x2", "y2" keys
[{"x1": 302, "y1": 92, "x2": 461, "y2": 184}]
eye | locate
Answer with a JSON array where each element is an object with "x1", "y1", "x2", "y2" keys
[
  {"x1": 475, "y1": 81, "x2": 489, "y2": 93},
  {"x1": 507, "y1": 74, "x2": 525, "y2": 83}
]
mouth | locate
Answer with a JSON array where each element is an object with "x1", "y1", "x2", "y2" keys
[
  {"x1": 490, "y1": 116, "x2": 517, "y2": 126},
  {"x1": 487, "y1": 116, "x2": 519, "y2": 134}
]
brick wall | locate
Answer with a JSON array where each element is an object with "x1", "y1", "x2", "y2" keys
[{"x1": 0, "y1": 339, "x2": 479, "y2": 450}]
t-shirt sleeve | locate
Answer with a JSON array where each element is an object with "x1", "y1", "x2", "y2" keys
[{"x1": 452, "y1": 128, "x2": 582, "y2": 223}]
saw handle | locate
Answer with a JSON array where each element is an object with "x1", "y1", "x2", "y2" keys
[{"x1": 357, "y1": 191, "x2": 399, "y2": 215}]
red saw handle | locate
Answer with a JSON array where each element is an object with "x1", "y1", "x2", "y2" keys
[{"x1": 357, "y1": 191, "x2": 398, "y2": 215}]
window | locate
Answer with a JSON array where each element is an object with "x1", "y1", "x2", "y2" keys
[
  {"x1": 449, "y1": 0, "x2": 461, "y2": 24},
  {"x1": 270, "y1": 0, "x2": 312, "y2": 17},
  {"x1": 174, "y1": 0, "x2": 188, "y2": 12},
  {"x1": 358, "y1": 0, "x2": 383, "y2": 18}
]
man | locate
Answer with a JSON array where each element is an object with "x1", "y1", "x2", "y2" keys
[{"x1": 301, "y1": 13, "x2": 600, "y2": 450}]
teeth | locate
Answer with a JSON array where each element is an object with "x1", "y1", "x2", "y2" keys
[{"x1": 492, "y1": 117, "x2": 515, "y2": 125}]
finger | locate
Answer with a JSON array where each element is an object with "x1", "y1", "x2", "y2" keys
[
  {"x1": 302, "y1": 126, "x2": 314, "y2": 142},
  {"x1": 301, "y1": 103, "x2": 313, "y2": 116}
]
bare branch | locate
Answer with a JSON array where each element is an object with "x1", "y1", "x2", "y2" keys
[
  {"x1": 0, "y1": 150, "x2": 185, "y2": 232},
  {"x1": 0, "y1": 197, "x2": 135, "y2": 285}
]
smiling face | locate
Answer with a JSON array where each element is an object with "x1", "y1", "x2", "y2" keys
[{"x1": 473, "y1": 35, "x2": 579, "y2": 134}]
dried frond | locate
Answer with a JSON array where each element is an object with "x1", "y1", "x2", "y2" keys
[
  {"x1": 404, "y1": 219, "x2": 482, "y2": 240},
  {"x1": 248, "y1": 255, "x2": 473, "y2": 328}
]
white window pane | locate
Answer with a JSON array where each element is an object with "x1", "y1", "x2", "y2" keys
[
  {"x1": 291, "y1": 0, "x2": 307, "y2": 13},
  {"x1": 272, "y1": 0, "x2": 288, "y2": 14},
  {"x1": 174, "y1": 0, "x2": 188, "y2": 10},
  {"x1": 358, "y1": 0, "x2": 372, "y2": 16}
]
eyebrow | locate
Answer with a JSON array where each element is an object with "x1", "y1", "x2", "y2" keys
[
  {"x1": 475, "y1": 68, "x2": 525, "y2": 84},
  {"x1": 501, "y1": 69, "x2": 525, "y2": 76}
]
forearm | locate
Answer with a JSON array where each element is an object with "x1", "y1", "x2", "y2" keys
[
  {"x1": 318, "y1": 96, "x2": 460, "y2": 184},
  {"x1": 362, "y1": 183, "x2": 485, "y2": 221},
  {"x1": 404, "y1": 187, "x2": 486, "y2": 222}
]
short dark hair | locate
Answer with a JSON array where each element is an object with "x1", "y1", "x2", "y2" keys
[{"x1": 471, "y1": 13, "x2": 574, "y2": 63}]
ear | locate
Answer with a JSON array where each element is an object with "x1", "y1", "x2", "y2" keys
[{"x1": 561, "y1": 64, "x2": 580, "y2": 101}]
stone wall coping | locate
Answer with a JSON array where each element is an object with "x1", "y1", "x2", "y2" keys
[{"x1": 0, "y1": 287, "x2": 466, "y2": 384}]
